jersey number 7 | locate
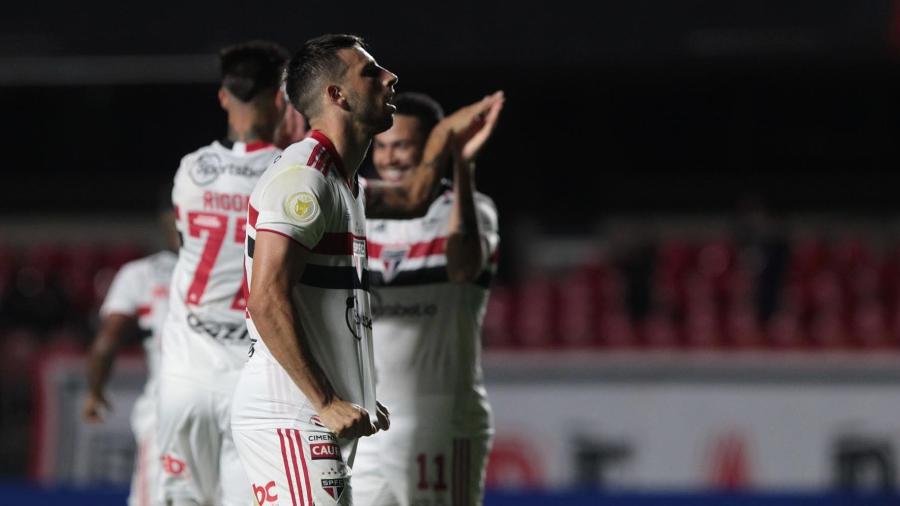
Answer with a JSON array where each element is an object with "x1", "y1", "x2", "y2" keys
[{"x1": 186, "y1": 211, "x2": 248, "y2": 310}]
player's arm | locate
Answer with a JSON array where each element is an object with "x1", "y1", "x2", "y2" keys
[
  {"x1": 446, "y1": 136, "x2": 483, "y2": 282},
  {"x1": 446, "y1": 94, "x2": 504, "y2": 282},
  {"x1": 365, "y1": 91, "x2": 505, "y2": 219},
  {"x1": 247, "y1": 231, "x2": 377, "y2": 439},
  {"x1": 83, "y1": 313, "x2": 138, "y2": 422}
]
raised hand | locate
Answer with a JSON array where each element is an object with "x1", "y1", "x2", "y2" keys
[{"x1": 461, "y1": 92, "x2": 504, "y2": 162}]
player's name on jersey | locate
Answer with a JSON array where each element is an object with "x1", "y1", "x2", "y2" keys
[
  {"x1": 202, "y1": 191, "x2": 250, "y2": 213},
  {"x1": 190, "y1": 153, "x2": 268, "y2": 186}
]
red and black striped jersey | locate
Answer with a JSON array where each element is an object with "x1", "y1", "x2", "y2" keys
[
  {"x1": 366, "y1": 191, "x2": 499, "y2": 436},
  {"x1": 239, "y1": 131, "x2": 377, "y2": 425}
]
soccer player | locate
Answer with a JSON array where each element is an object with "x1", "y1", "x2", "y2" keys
[
  {"x1": 156, "y1": 40, "x2": 288, "y2": 506},
  {"x1": 353, "y1": 92, "x2": 503, "y2": 506},
  {"x1": 230, "y1": 34, "x2": 503, "y2": 506},
  {"x1": 83, "y1": 201, "x2": 179, "y2": 506}
]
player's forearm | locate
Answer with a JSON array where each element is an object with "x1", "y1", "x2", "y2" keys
[
  {"x1": 248, "y1": 293, "x2": 334, "y2": 410},
  {"x1": 86, "y1": 315, "x2": 133, "y2": 397},
  {"x1": 406, "y1": 120, "x2": 453, "y2": 208},
  {"x1": 86, "y1": 338, "x2": 116, "y2": 397},
  {"x1": 446, "y1": 161, "x2": 483, "y2": 282}
]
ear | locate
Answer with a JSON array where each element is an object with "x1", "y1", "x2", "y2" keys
[
  {"x1": 217, "y1": 88, "x2": 229, "y2": 110},
  {"x1": 326, "y1": 84, "x2": 348, "y2": 110}
]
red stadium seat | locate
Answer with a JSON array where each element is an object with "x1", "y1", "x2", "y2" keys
[
  {"x1": 767, "y1": 310, "x2": 804, "y2": 349},
  {"x1": 641, "y1": 310, "x2": 679, "y2": 349},
  {"x1": 516, "y1": 275, "x2": 558, "y2": 348},
  {"x1": 684, "y1": 306, "x2": 719, "y2": 349},
  {"x1": 598, "y1": 309, "x2": 635, "y2": 348},
  {"x1": 557, "y1": 269, "x2": 599, "y2": 348},
  {"x1": 808, "y1": 308, "x2": 849, "y2": 349},
  {"x1": 483, "y1": 285, "x2": 517, "y2": 349},
  {"x1": 726, "y1": 304, "x2": 763, "y2": 349},
  {"x1": 852, "y1": 299, "x2": 887, "y2": 349}
]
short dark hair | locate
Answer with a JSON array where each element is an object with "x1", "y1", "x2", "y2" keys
[
  {"x1": 219, "y1": 40, "x2": 289, "y2": 103},
  {"x1": 285, "y1": 34, "x2": 365, "y2": 119},
  {"x1": 394, "y1": 93, "x2": 444, "y2": 135}
]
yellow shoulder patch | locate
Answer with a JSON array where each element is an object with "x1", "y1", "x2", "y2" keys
[{"x1": 284, "y1": 191, "x2": 319, "y2": 225}]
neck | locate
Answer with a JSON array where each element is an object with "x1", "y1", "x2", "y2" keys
[
  {"x1": 226, "y1": 108, "x2": 274, "y2": 144},
  {"x1": 310, "y1": 115, "x2": 372, "y2": 178}
]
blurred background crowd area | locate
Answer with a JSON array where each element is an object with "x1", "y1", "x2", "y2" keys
[{"x1": 9, "y1": 213, "x2": 900, "y2": 354}]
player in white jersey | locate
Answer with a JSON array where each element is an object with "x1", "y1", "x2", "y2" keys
[
  {"x1": 353, "y1": 92, "x2": 503, "y2": 506},
  {"x1": 157, "y1": 40, "x2": 289, "y2": 506},
  {"x1": 84, "y1": 204, "x2": 179, "y2": 506},
  {"x1": 230, "y1": 35, "x2": 504, "y2": 506}
]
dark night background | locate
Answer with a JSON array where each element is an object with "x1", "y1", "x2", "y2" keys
[{"x1": 5, "y1": 0, "x2": 900, "y2": 220}]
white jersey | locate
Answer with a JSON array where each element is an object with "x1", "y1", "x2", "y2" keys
[
  {"x1": 365, "y1": 190, "x2": 499, "y2": 436},
  {"x1": 162, "y1": 140, "x2": 280, "y2": 386},
  {"x1": 236, "y1": 131, "x2": 376, "y2": 429},
  {"x1": 100, "y1": 250, "x2": 176, "y2": 392}
]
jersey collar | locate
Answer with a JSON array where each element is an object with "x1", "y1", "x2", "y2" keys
[
  {"x1": 218, "y1": 139, "x2": 275, "y2": 154},
  {"x1": 309, "y1": 130, "x2": 355, "y2": 193}
]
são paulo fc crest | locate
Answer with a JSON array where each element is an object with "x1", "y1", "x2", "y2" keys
[
  {"x1": 380, "y1": 245, "x2": 409, "y2": 283},
  {"x1": 321, "y1": 478, "x2": 346, "y2": 500}
]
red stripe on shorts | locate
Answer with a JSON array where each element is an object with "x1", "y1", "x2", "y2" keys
[
  {"x1": 278, "y1": 429, "x2": 299, "y2": 506},
  {"x1": 293, "y1": 430, "x2": 314, "y2": 506}
]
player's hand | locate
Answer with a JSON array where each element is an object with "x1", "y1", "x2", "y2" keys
[
  {"x1": 374, "y1": 400, "x2": 390, "y2": 432},
  {"x1": 461, "y1": 92, "x2": 504, "y2": 163},
  {"x1": 318, "y1": 399, "x2": 377, "y2": 439},
  {"x1": 442, "y1": 91, "x2": 505, "y2": 158},
  {"x1": 82, "y1": 392, "x2": 110, "y2": 423}
]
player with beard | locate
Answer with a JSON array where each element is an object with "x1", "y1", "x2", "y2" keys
[{"x1": 230, "y1": 35, "x2": 503, "y2": 506}]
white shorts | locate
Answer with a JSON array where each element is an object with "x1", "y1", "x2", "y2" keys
[
  {"x1": 129, "y1": 390, "x2": 162, "y2": 506},
  {"x1": 230, "y1": 354, "x2": 362, "y2": 505},
  {"x1": 232, "y1": 427, "x2": 356, "y2": 506},
  {"x1": 156, "y1": 373, "x2": 250, "y2": 506},
  {"x1": 353, "y1": 420, "x2": 492, "y2": 506}
]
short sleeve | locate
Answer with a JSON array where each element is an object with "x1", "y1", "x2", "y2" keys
[
  {"x1": 100, "y1": 262, "x2": 143, "y2": 317},
  {"x1": 255, "y1": 165, "x2": 334, "y2": 250},
  {"x1": 475, "y1": 195, "x2": 500, "y2": 271}
]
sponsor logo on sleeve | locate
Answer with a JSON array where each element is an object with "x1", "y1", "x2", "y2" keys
[
  {"x1": 310, "y1": 442, "x2": 342, "y2": 461},
  {"x1": 284, "y1": 192, "x2": 319, "y2": 225}
]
